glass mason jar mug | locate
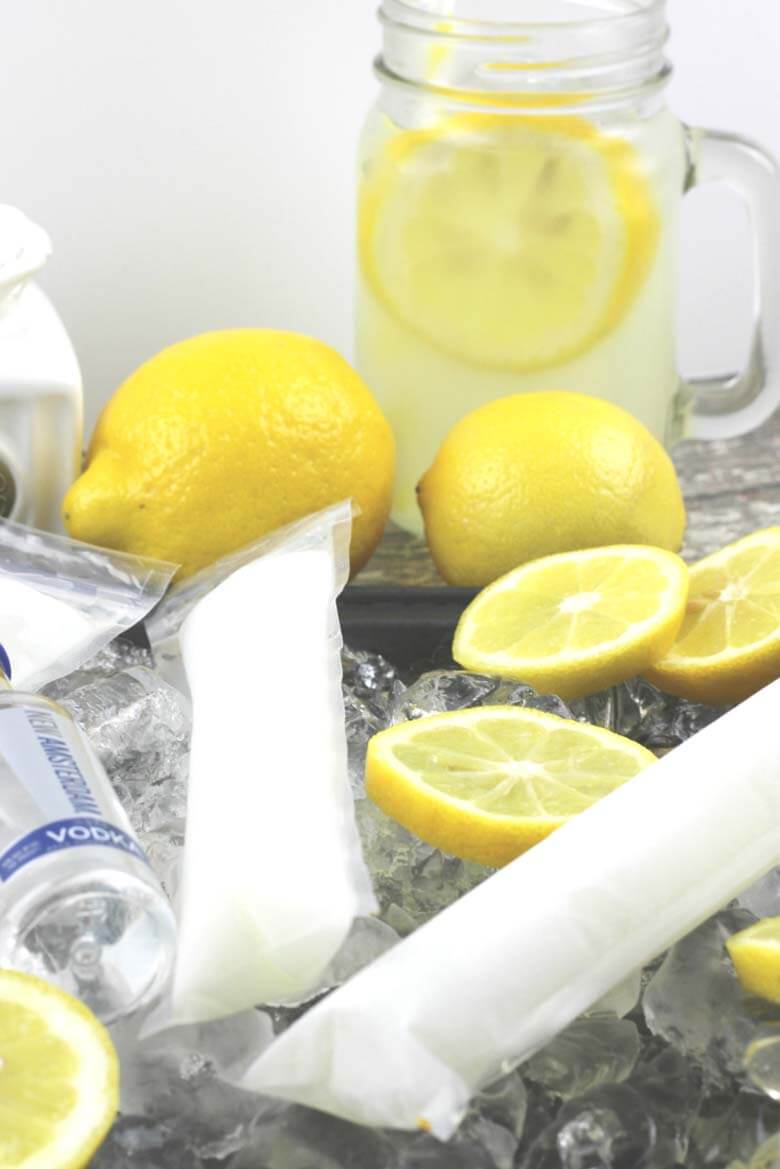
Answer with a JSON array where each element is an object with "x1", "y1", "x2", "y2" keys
[{"x1": 356, "y1": 0, "x2": 780, "y2": 534}]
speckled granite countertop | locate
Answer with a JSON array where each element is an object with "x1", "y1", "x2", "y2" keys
[{"x1": 358, "y1": 415, "x2": 780, "y2": 587}]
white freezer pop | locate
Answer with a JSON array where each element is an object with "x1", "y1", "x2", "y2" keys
[
  {"x1": 243, "y1": 679, "x2": 780, "y2": 1136},
  {"x1": 170, "y1": 516, "x2": 375, "y2": 1024}
]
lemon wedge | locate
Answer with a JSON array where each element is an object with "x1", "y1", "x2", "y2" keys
[
  {"x1": 0, "y1": 970, "x2": 118, "y2": 1169},
  {"x1": 365, "y1": 706, "x2": 656, "y2": 867},
  {"x1": 727, "y1": 917, "x2": 780, "y2": 1004},
  {"x1": 452, "y1": 546, "x2": 689, "y2": 700},
  {"x1": 645, "y1": 528, "x2": 780, "y2": 705},
  {"x1": 359, "y1": 114, "x2": 659, "y2": 371}
]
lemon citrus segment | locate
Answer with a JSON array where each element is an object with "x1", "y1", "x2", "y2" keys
[
  {"x1": 452, "y1": 546, "x2": 689, "y2": 700},
  {"x1": 0, "y1": 970, "x2": 118, "y2": 1169},
  {"x1": 365, "y1": 706, "x2": 656, "y2": 867},
  {"x1": 359, "y1": 114, "x2": 659, "y2": 371},
  {"x1": 727, "y1": 917, "x2": 780, "y2": 1004},
  {"x1": 645, "y1": 528, "x2": 780, "y2": 705}
]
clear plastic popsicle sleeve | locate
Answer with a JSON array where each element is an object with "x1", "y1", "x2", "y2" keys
[
  {"x1": 241, "y1": 678, "x2": 780, "y2": 1137},
  {"x1": 0, "y1": 519, "x2": 177, "y2": 690},
  {"x1": 146, "y1": 505, "x2": 360, "y2": 693},
  {"x1": 169, "y1": 502, "x2": 376, "y2": 1024}
]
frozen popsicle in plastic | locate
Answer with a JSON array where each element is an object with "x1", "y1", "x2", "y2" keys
[
  {"x1": 243, "y1": 678, "x2": 780, "y2": 1136},
  {"x1": 170, "y1": 503, "x2": 375, "y2": 1024}
]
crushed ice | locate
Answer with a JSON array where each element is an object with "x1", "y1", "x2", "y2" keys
[{"x1": 45, "y1": 640, "x2": 780, "y2": 1168}]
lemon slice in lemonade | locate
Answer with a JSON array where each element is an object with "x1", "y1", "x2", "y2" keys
[
  {"x1": 727, "y1": 917, "x2": 780, "y2": 1004},
  {"x1": 366, "y1": 707, "x2": 656, "y2": 867},
  {"x1": 453, "y1": 546, "x2": 688, "y2": 700},
  {"x1": 0, "y1": 970, "x2": 118, "y2": 1169},
  {"x1": 359, "y1": 114, "x2": 659, "y2": 370},
  {"x1": 645, "y1": 528, "x2": 780, "y2": 706}
]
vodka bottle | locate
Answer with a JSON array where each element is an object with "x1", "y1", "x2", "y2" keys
[{"x1": 0, "y1": 646, "x2": 176, "y2": 1021}]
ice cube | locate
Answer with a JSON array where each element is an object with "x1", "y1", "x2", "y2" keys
[
  {"x1": 569, "y1": 677, "x2": 722, "y2": 750},
  {"x1": 512, "y1": 690, "x2": 576, "y2": 720},
  {"x1": 110, "y1": 1010, "x2": 277, "y2": 1160},
  {"x1": 342, "y1": 645, "x2": 401, "y2": 708},
  {"x1": 91, "y1": 1118, "x2": 185, "y2": 1169},
  {"x1": 392, "y1": 670, "x2": 502, "y2": 720},
  {"x1": 54, "y1": 666, "x2": 191, "y2": 793},
  {"x1": 323, "y1": 916, "x2": 400, "y2": 986},
  {"x1": 448, "y1": 1115, "x2": 518, "y2": 1169},
  {"x1": 517, "y1": 1084, "x2": 656, "y2": 1169},
  {"x1": 472, "y1": 1072, "x2": 528, "y2": 1139},
  {"x1": 43, "y1": 639, "x2": 155, "y2": 701},
  {"x1": 391, "y1": 670, "x2": 578, "y2": 724},
  {"x1": 688, "y1": 1090, "x2": 780, "y2": 1169},
  {"x1": 519, "y1": 1043, "x2": 699, "y2": 1169},
  {"x1": 227, "y1": 1105, "x2": 395, "y2": 1169},
  {"x1": 355, "y1": 799, "x2": 493, "y2": 928},
  {"x1": 739, "y1": 868, "x2": 780, "y2": 919},
  {"x1": 386, "y1": 1124, "x2": 510, "y2": 1169},
  {"x1": 745, "y1": 1134, "x2": 780, "y2": 1169},
  {"x1": 588, "y1": 970, "x2": 642, "y2": 1019},
  {"x1": 525, "y1": 1017, "x2": 641, "y2": 1099},
  {"x1": 267, "y1": 917, "x2": 401, "y2": 1011},
  {"x1": 643, "y1": 910, "x2": 759, "y2": 1086},
  {"x1": 47, "y1": 664, "x2": 193, "y2": 893},
  {"x1": 745, "y1": 1028, "x2": 780, "y2": 1100},
  {"x1": 344, "y1": 688, "x2": 387, "y2": 797},
  {"x1": 629, "y1": 1043, "x2": 701, "y2": 1166}
]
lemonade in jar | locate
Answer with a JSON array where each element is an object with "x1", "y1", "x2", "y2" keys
[{"x1": 356, "y1": 0, "x2": 780, "y2": 533}]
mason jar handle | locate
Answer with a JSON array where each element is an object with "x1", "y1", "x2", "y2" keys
[{"x1": 684, "y1": 127, "x2": 780, "y2": 440}]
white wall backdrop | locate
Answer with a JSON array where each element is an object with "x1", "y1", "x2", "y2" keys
[{"x1": 1, "y1": 0, "x2": 777, "y2": 429}]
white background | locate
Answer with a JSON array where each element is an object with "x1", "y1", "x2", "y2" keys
[{"x1": 1, "y1": 0, "x2": 777, "y2": 428}]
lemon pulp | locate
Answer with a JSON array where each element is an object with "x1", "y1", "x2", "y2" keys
[
  {"x1": 360, "y1": 114, "x2": 658, "y2": 372},
  {"x1": 0, "y1": 970, "x2": 118, "y2": 1169}
]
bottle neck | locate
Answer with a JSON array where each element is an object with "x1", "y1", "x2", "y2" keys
[{"x1": 377, "y1": 0, "x2": 671, "y2": 114}]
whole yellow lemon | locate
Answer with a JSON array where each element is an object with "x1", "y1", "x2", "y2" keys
[
  {"x1": 64, "y1": 330, "x2": 395, "y2": 578},
  {"x1": 418, "y1": 391, "x2": 686, "y2": 587}
]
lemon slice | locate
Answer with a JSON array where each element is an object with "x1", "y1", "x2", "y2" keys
[
  {"x1": 727, "y1": 917, "x2": 780, "y2": 1003},
  {"x1": 0, "y1": 970, "x2": 118, "y2": 1169},
  {"x1": 645, "y1": 528, "x2": 780, "y2": 705},
  {"x1": 359, "y1": 114, "x2": 659, "y2": 371},
  {"x1": 452, "y1": 546, "x2": 689, "y2": 700},
  {"x1": 365, "y1": 706, "x2": 656, "y2": 867}
]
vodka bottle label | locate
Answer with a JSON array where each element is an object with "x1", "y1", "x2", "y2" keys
[{"x1": 0, "y1": 704, "x2": 149, "y2": 881}]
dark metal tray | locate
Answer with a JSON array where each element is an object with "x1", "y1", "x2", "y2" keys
[
  {"x1": 127, "y1": 586, "x2": 478, "y2": 674},
  {"x1": 338, "y1": 586, "x2": 478, "y2": 673}
]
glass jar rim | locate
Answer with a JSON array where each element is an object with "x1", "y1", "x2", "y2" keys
[
  {"x1": 380, "y1": 0, "x2": 666, "y2": 37},
  {"x1": 377, "y1": 0, "x2": 670, "y2": 109}
]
